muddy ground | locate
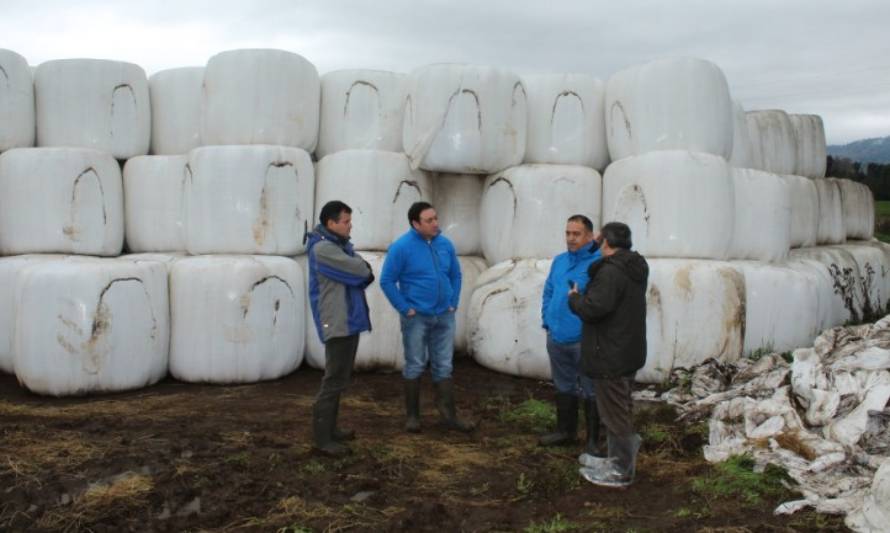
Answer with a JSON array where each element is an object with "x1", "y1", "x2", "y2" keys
[{"x1": 0, "y1": 358, "x2": 848, "y2": 532}]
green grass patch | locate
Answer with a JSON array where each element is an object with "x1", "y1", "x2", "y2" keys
[
  {"x1": 874, "y1": 232, "x2": 890, "y2": 244},
  {"x1": 875, "y1": 200, "x2": 890, "y2": 217},
  {"x1": 500, "y1": 398, "x2": 556, "y2": 434},
  {"x1": 691, "y1": 455, "x2": 795, "y2": 506},
  {"x1": 524, "y1": 513, "x2": 580, "y2": 533}
]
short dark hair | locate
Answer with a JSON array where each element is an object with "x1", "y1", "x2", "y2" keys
[
  {"x1": 601, "y1": 221, "x2": 632, "y2": 250},
  {"x1": 319, "y1": 200, "x2": 352, "y2": 226},
  {"x1": 408, "y1": 201, "x2": 434, "y2": 225},
  {"x1": 566, "y1": 214, "x2": 593, "y2": 233}
]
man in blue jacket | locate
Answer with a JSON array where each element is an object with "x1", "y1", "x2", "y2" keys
[
  {"x1": 540, "y1": 214, "x2": 603, "y2": 455},
  {"x1": 307, "y1": 200, "x2": 375, "y2": 456},
  {"x1": 381, "y1": 201, "x2": 474, "y2": 433}
]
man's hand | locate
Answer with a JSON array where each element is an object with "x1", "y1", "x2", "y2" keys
[
  {"x1": 406, "y1": 308, "x2": 416, "y2": 317},
  {"x1": 568, "y1": 282, "x2": 579, "y2": 297}
]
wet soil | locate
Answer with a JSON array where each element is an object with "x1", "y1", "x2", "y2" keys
[{"x1": 0, "y1": 359, "x2": 847, "y2": 532}]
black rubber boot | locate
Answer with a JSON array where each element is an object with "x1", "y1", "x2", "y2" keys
[
  {"x1": 434, "y1": 379, "x2": 475, "y2": 432},
  {"x1": 583, "y1": 397, "x2": 605, "y2": 457},
  {"x1": 312, "y1": 396, "x2": 351, "y2": 457},
  {"x1": 539, "y1": 393, "x2": 578, "y2": 446},
  {"x1": 404, "y1": 379, "x2": 422, "y2": 433},
  {"x1": 331, "y1": 393, "x2": 355, "y2": 442}
]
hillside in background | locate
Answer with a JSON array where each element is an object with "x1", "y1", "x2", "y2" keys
[{"x1": 828, "y1": 136, "x2": 890, "y2": 165}]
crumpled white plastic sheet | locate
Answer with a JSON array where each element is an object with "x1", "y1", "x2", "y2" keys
[{"x1": 644, "y1": 315, "x2": 890, "y2": 532}]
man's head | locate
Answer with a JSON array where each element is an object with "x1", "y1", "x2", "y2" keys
[
  {"x1": 320, "y1": 200, "x2": 353, "y2": 239},
  {"x1": 408, "y1": 201, "x2": 439, "y2": 240},
  {"x1": 599, "y1": 221, "x2": 632, "y2": 257},
  {"x1": 565, "y1": 214, "x2": 595, "y2": 252}
]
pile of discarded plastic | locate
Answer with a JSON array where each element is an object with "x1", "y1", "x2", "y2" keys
[{"x1": 638, "y1": 315, "x2": 890, "y2": 532}]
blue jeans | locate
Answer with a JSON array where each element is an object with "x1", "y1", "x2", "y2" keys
[
  {"x1": 400, "y1": 312, "x2": 455, "y2": 382},
  {"x1": 546, "y1": 334, "x2": 594, "y2": 398}
]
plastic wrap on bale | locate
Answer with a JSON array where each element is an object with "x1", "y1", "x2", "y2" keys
[
  {"x1": 402, "y1": 63, "x2": 527, "y2": 174},
  {"x1": 123, "y1": 155, "x2": 189, "y2": 253},
  {"x1": 0, "y1": 147, "x2": 124, "y2": 256},
  {"x1": 149, "y1": 67, "x2": 203, "y2": 155},
  {"x1": 35, "y1": 59, "x2": 150, "y2": 159},
  {"x1": 14, "y1": 258, "x2": 169, "y2": 396},
  {"x1": 169, "y1": 256, "x2": 304, "y2": 383},
  {"x1": 479, "y1": 164, "x2": 602, "y2": 265},
  {"x1": 603, "y1": 151, "x2": 734, "y2": 260}
]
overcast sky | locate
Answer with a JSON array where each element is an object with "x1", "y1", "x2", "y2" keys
[{"x1": 2, "y1": 0, "x2": 888, "y2": 145}]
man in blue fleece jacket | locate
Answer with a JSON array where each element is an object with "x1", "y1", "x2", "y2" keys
[
  {"x1": 540, "y1": 215, "x2": 603, "y2": 455},
  {"x1": 381, "y1": 201, "x2": 474, "y2": 433}
]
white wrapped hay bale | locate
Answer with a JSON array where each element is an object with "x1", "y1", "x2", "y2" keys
[
  {"x1": 790, "y1": 246, "x2": 872, "y2": 326},
  {"x1": 637, "y1": 259, "x2": 745, "y2": 383},
  {"x1": 746, "y1": 110, "x2": 797, "y2": 175},
  {"x1": 304, "y1": 252, "x2": 404, "y2": 371},
  {"x1": 480, "y1": 164, "x2": 601, "y2": 265},
  {"x1": 170, "y1": 255, "x2": 304, "y2": 383},
  {"x1": 0, "y1": 255, "x2": 66, "y2": 374},
  {"x1": 468, "y1": 259, "x2": 551, "y2": 379},
  {"x1": 834, "y1": 242, "x2": 890, "y2": 318},
  {"x1": 522, "y1": 73, "x2": 608, "y2": 170},
  {"x1": 403, "y1": 63, "x2": 527, "y2": 174},
  {"x1": 735, "y1": 261, "x2": 823, "y2": 356},
  {"x1": 14, "y1": 258, "x2": 169, "y2": 396},
  {"x1": 729, "y1": 168, "x2": 791, "y2": 262},
  {"x1": 35, "y1": 59, "x2": 150, "y2": 159},
  {"x1": 123, "y1": 155, "x2": 188, "y2": 253},
  {"x1": 783, "y1": 175, "x2": 819, "y2": 248},
  {"x1": 0, "y1": 49, "x2": 35, "y2": 152},
  {"x1": 603, "y1": 150, "x2": 734, "y2": 260},
  {"x1": 317, "y1": 69, "x2": 405, "y2": 158},
  {"x1": 185, "y1": 145, "x2": 314, "y2": 255},
  {"x1": 814, "y1": 177, "x2": 845, "y2": 245},
  {"x1": 149, "y1": 67, "x2": 203, "y2": 155},
  {"x1": 0, "y1": 147, "x2": 123, "y2": 256},
  {"x1": 455, "y1": 256, "x2": 487, "y2": 354},
  {"x1": 434, "y1": 173, "x2": 484, "y2": 256},
  {"x1": 315, "y1": 150, "x2": 432, "y2": 251},
  {"x1": 831, "y1": 178, "x2": 875, "y2": 240},
  {"x1": 728, "y1": 100, "x2": 753, "y2": 168},
  {"x1": 201, "y1": 49, "x2": 320, "y2": 150},
  {"x1": 605, "y1": 57, "x2": 733, "y2": 162},
  {"x1": 789, "y1": 114, "x2": 827, "y2": 179}
]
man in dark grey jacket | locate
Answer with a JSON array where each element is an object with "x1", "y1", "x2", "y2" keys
[
  {"x1": 568, "y1": 221, "x2": 648, "y2": 487},
  {"x1": 306, "y1": 200, "x2": 375, "y2": 456}
]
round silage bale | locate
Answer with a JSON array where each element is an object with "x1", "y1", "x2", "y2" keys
[
  {"x1": 35, "y1": 58, "x2": 150, "y2": 159},
  {"x1": 14, "y1": 257, "x2": 169, "y2": 396},
  {"x1": 433, "y1": 173, "x2": 484, "y2": 256},
  {"x1": 201, "y1": 49, "x2": 320, "y2": 150},
  {"x1": 149, "y1": 67, "x2": 203, "y2": 155},
  {"x1": 0, "y1": 147, "x2": 123, "y2": 256},
  {"x1": 185, "y1": 145, "x2": 315, "y2": 255},
  {"x1": 317, "y1": 69, "x2": 406, "y2": 158},
  {"x1": 814, "y1": 177, "x2": 845, "y2": 245},
  {"x1": 728, "y1": 100, "x2": 754, "y2": 169},
  {"x1": 402, "y1": 63, "x2": 527, "y2": 174},
  {"x1": 783, "y1": 175, "x2": 819, "y2": 248},
  {"x1": 0, "y1": 49, "x2": 35, "y2": 152},
  {"x1": 729, "y1": 168, "x2": 791, "y2": 262},
  {"x1": 314, "y1": 150, "x2": 433, "y2": 251},
  {"x1": 605, "y1": 57, "x2": 733, "y2": 162},
  {"x1": 170, "y1": 255, "x2": 304, "y2": 383},
  {"x1": 746, "y1": 110, "x2": 797, "y2": 175},
  {"x1": 830, "y1": 178, "x2": 875, "y2": 240},
  {"x1": 123, "y1": 155, "x2": 189, "y2": 253},
  {"x1": 521, "y1": 73, "x2": 609, "y2": 170},
  {"x1": 479, "y1": 164, "x2": 602, "y2": 265},
  {"x1": 789, "y1": 114, "x2": 827, "y2": 179},
  {"x1": 602, "y1": 150, "x2": 734, "y2": 260}
]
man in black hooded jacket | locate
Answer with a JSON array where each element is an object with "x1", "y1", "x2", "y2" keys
[{"x1": 568, "y1": 221, "x2": 648, "y2": 487}]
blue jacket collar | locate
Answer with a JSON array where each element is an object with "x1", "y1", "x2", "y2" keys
[
  {"x1": 312, "y1": 224, "x2": 351, "y2": 247},
  {"x1": 410, "y1": 227, "x2": 441, "y2": 242},
  {"x1": 568, "y1": 240, "x2": 599, "y2": 259}
]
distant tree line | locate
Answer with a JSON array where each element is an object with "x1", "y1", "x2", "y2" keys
[{"x1": 827, "y1": 156, "x2": 890, "y2": 201}]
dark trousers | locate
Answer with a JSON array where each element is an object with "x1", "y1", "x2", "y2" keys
[
  {"x1": 592, "y1": 377, "x2": 634, "y2": 436},
  {"x1": 315, "y1": 334, "x2": 360, "y2": 403}
]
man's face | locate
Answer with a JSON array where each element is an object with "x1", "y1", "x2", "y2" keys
[
  {"x1": 565, "y1": 221, "x2": 594, "y2": 252},
  {"x1": 326, "y1": 211, "x2": 352, "y2": 239},
  {"x1": 412, "y1": 208, "x2": 439, "y2": 239}
]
